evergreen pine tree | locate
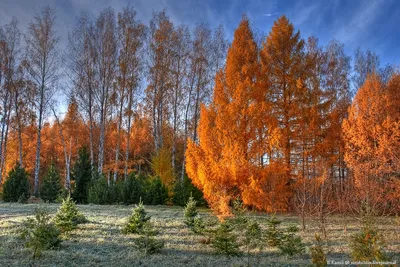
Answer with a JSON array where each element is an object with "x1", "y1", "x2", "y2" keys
[
  {"x1": 134, "y1": 221, "x2": 164, "y2": 254},
  {"x1": 40, "y1": 163, "x2": 62, "y2": 203},
  {"x1": 184, "y1": 195, "x2": 198, "y2": 227},
  {"x1": 21, "y1": 207, "x2": 61, "y2": 259},
  {"x1": 122, "y1": 200, "x2": 151, "y2": 234},
  {"x1": 211, "y1": 222, "x2": 241, "y2": 256},
  {"x1": 3, "y1": 162, "x2": 30, "y2": 202},
  {"x1": 264, "y1": 214, "x2": 283, "y2": 247},
  {"x1": 72, "y1": 147, "x2": 92, "y2": 203},
  {"x1": 349, "y1": 204, "x2": 387, "y2": 262},
  {"x1": 243, "y1": 220, "x2": 264, "y2": 267},
  {"x1": 54, "y1": 195, "x2": 87, "y2": 233},
  {"x1": 310, "y1": 234, "x2": 327, "y2": 267},
  {"x1": 278, "y1": 225, "x2": 305, "y2": 257}
]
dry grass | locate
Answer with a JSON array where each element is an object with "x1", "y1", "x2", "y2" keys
[{"x1": 0, "y1": 202, "x2": 399, "y2": 266}]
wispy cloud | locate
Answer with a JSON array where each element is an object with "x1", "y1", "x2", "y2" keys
[{"x1": 263, "y1": 12, "x2": 278, "y2": 17}]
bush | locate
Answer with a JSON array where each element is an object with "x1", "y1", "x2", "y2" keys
[
  {"x1": 122, "y1": 200, "x2": 151, "y2": 234},
  {"x1": 88, "y1": 177, "x2": 119, "y2": 204},
  {"x1": 184, "y1": 195, "x2": 198, "y2": 228},
  {"x1": 278, "y1": 225, "x2": 305, "y2": 257},
  {"x1": 143, "y1": 176, "x2": 168, "y2": 205},
  {"x1": 121, "y1": 173, "x2": 145, "y2": 205},
  {"x1": 242, "y1": 220, "x2": 264, "y2": 266},
  {"x1": 20, "y1": 207, "x2": 61, "y2": 258},
  {"x1": 3, "y1": 163, "x2": 30, "y2": 202},
  {"x1": 173, "y1": 175, "x2": 205, "y2": 206},
  {"x1": 40, "y1": 164, "x2": 62, "y2": 203},
  {"x1": 72, "y1": 147, "x2": 92, "y2": 203},
  {"x1": 134, "y1": 222, "x2": 164, "y2": 254},
  {"x1": 54, "y1": 195, "x2": 87, "y2": 233},
  {"x1": 349, "y1": 203, "x2": 388, "y2": 262},
  {"x1": 349, "y1": 226, "x2": 387, "y2": 262},
  {"x1": 264, "y1": 214, "x2": 283, "y2": 247},
  {"x1": 193, "y1": 216, "x2": 206, "y2": 234},
  {"x1": 310, "y1": 234, "x2": 327, "y2": 267},
  {"x1": 228, "y1": 199, "x2": 248, "y2": 229},
  {"x1": 211, "y1": 222, "x2": 241, "y2": 256},
  {"x1": 56, "y1": 187, "x2": 69, "y2": 203}
]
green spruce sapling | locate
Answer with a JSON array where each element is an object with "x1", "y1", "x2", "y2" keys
[
  {"x1": 20, "y1": 207, "x2": 61, "y2": 258},
  {"x1": 54, "y1": 195, "x2": 87, "y2": 233},
  {"x1": 122, "y1": 200, "x2": 151, "y2": 234}
]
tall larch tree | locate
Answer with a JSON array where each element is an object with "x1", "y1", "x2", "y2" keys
[
  {"x1": 343, "y1": 73, "x2": 400, "y2": 213},
  {"x1": 260, "y1": 15, "x2": 306, "y2": 203},
  {"x1": 186, "y1": 17, "x2": 262, "y2": 216}
]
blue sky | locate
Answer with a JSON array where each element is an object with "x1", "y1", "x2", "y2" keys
[
  {"x1": 1, "y1": 0, "x2": 399, "y2": 87},
  {"x1": 0, "y1": 0, "x2": 399, "y2": 65}
]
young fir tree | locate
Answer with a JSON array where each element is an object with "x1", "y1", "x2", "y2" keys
[
  {"x1": 242, "y1": 220, "x2": 264, "y2": 266},
  {"x1": 54, "y1": 195, "x2": 87, "y2": 233},
  {"x1": 229, "y1": 198, "x2": 248, "y2": 228},
  {"x1": 349, "y1": 204, "x2": 387, "y2": 262},
  {"x1": 211, "y1": 222, "x2": 241, "y2": 256},
  {"x1": 3, "y1": 162, "x2": 30, "y2": 202},
  {"x1": 184, "y1": 195, "x2": 198, "y2": 227},
  {"x1": 134, "y1": 221, "x2": 164, "y2": 254},
  {"x1": 264, "y1": 214, "x2": 283, "y2": 247},
  {"x1": 278, "y1": 225, "x2": 305, "y2": 257},
  {"x1": 40, "y1": 163, "x2": 62, "y2": 203},
  {"x1": 72, "y1": 147, "x2": 92, "y2": 203},
  {"x1": 184, "y1": 195, "x2": 205, "y2": 234},
  {"x1": 21, "y1": 207, "x2": 61, "y2": 259},
  {"x1": 122, "y1": 200, "x2": 151, "y2": 234},
  {"x1": 310, "y1": 234, "x2": 327, "y2": 267}
]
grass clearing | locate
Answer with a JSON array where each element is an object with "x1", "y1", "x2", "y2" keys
[{"x1": 0, "y1": 202, "x2": 399, "y2": 266}]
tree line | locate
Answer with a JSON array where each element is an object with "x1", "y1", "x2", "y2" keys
[{"x1": 0, "y1": 7, "x2": 398, "y2": 216}]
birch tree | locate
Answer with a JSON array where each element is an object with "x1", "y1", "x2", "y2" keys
[{"x1": 24, "y1": 7, "x2": 60, "y2": 195}]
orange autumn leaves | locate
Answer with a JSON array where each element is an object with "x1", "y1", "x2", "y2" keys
[
  {"x1": 186, "y1": 17, "x2": 289, "y2": 215},
  {"x1": 186, "y1": 16, "x2": 400, "y2": 216},
  {"x1": 343, "y1": 74, "x2": 400, "y2": 207}
]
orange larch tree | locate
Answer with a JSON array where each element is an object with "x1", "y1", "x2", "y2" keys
[
  {"x1": 186, "y1": 17, "x2": 287, "y2": 216},
  {"x1": 343, "y1": 73, "x2": 400, "y2": 213}
]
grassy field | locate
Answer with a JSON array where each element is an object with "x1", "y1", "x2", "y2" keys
[{"x1": 0, "y1": 202, "x2": 399, "y2": 266}]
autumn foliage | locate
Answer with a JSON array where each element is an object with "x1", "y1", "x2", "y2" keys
[
  {"x1": 0, "y1": 8, "x2": 398, "y2": 217},
  {"x1": 343, "y1": 74, "x2": 400, "y2": 212}
]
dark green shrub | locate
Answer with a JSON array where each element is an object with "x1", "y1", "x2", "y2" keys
[
  {"x1": 143, "y1": 176, "x2": 168, "y2": 205},
  {"x1": 122, "y1": 173, "x2": 145, "y2": 205},
  {"x1": 54, "y1": 195, "x2": 87, "y2": 233},
  {"x1": 56, "y1": 187, "x2": 69, "y2": 203},
  {"x1": 20, "y1": 207, "x2": 61, "y2": 258},
  {"x1": 264, "y1": 214, "x2": 283, "y2": 247},
  {"x1": 3, "y1": 163, "x2": 30, "y2": 202},
  {"x1": 211, "y1": 222, "x2": 241, "y2": 256},
  {"x1": 310, "y1": 234, "x2": 327, "y2": 267},
  {"x1": 88, "y1": 177, "x2": 119, "y2": 204},
  {"x1": 72, "y1": 147, "x2": 92, "y2": 203},
  {"x1": 40, "y1": 163, "x2": 62, "y2": 203},
  {"x1": 134, "y1": 222, "x2": 164, "y2": 254},
  {"x1": 278, "y1": 225, "x2": 305, "y2": 257},
  {"x1": 173, "y1": 175, "x2": 205, "y2": 206},
  {"x1": 122, "y1": 200, "x2": 151, "y2": 234}
]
